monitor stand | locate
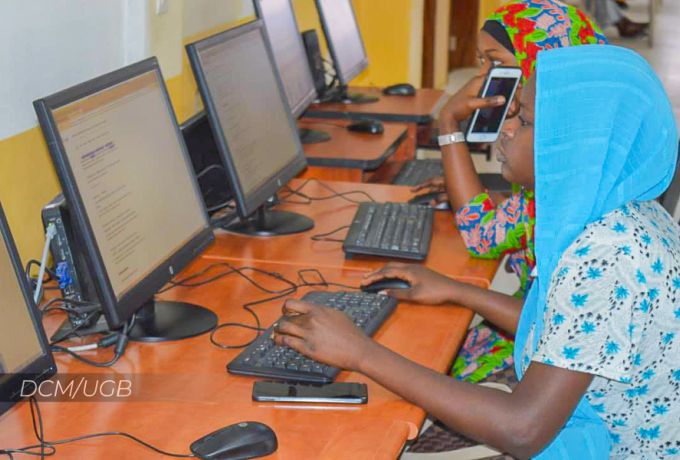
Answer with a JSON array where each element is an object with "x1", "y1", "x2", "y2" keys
[
  {"x1": 323, "y1": 85, "x2": 379, "y2": 105},
  {"x1": 128, "y1": 299, "x2": 218, "y2": 342},
  {"x1": 51, "y1": 312, "x2": 110, "y2": 344},
  {"x1": 299, "y1": 127, "x2": 331, "y2": 144},
  {"x1": 224, "y1": 205, "x2": 314, "y2": 237},
  {"x1": 50, "y1": 298, "x2": 217, "y2": 343}
]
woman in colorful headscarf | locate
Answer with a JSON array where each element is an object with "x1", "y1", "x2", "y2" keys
[
  {"x1": 414, "y1": 0, "x2": 607, "y2": 383},
  {"x1": 273, "y1": 45, "x2": 680, "y2": 458}
]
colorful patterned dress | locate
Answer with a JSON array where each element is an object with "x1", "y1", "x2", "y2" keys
[{"x1": 452, "y1": 190, "x2": 535, "y2": 382}]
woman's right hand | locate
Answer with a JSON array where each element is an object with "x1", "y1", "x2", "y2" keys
[
  {"x1": 411, "y1": 176, "x2": 448, "y2": 205},
  {"x1": 361, "y1": 263, "x2": 459, "y2": 305},
  {"x1": 438, "y1": 75, "x2": 506, "y2": 131},
  {"x1": 412, "y1": 175, "x2": 445, "y2": 193}
]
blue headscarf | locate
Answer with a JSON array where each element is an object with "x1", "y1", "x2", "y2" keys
[{"x1": 515, "y1": 45, "x2": 679, "y2": 458}]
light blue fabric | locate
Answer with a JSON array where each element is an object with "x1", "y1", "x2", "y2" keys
[{"x1": 514, "y1": 45, "x2": 679, "y2": 458}]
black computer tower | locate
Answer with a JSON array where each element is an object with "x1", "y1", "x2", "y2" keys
[{"x1": 301, "y1": 29, "x2": 327, "y2": 97}]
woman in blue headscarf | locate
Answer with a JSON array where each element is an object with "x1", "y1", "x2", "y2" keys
[{"x1": 272, "y1": 45, "x2": 679, "y2": 458}]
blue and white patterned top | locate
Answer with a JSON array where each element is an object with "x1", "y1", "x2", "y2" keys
[{"x1": 520, "y1": 200, "x2": 680, "y2": 459}]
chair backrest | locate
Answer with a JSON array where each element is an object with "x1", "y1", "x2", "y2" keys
[{"x1": 660, "y1": 142, "x2": 680, "y2": 221}]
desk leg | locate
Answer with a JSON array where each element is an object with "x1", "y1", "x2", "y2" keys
[
  {"x1": 364, "y1": 157, "x2": 406, "y2": 184},
  {"x1": 395, "y1": 123, "x2": 418, "y2": 162}
]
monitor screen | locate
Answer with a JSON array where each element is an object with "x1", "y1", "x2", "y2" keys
[
  {"x1": 255, "y1": 0, "x2": 317, "y2": 118},
  {"x1": 51, "y1": 70, "x2": 208, "y2": 300},
  {"x1": 315, "y1": 0, "x2": 368, "y2": 85},
  {"x1": 35, "y1": 59, "x2": 214, "y2": 329},
  {"x1": 0, "y1": 205, "x2": 56, "y2": 416},
  {"x1": 187, "y1": 21, "x2": 306, "y2": 218}
]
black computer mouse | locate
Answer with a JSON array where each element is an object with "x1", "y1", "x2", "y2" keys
[
  {"x1": 409, "y1": 192, "x2": 451, "y2": 211},
  {"x1": 347, "y1": 120, "x2": 384, "y2": 135},
  {"x1": 190, "y1": 421, "x2": 278, "y2": 460},
  {"x1": 361, "y1": 277, "x2": 411, "y2": 294},
  {"x1": 383, "y1": 83, "x2": 416, "y2": 97}
]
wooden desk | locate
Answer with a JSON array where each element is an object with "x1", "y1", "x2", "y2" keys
[
  {"x1": 205, "y1": 179, "x2": 499, "y2": 283},
  {"x1": 307, "y1": 88, "x2": 447, "y2": 124},
  {"x1": 306, "y1": 88, "x2": 448, "y2": 161},
  {"x1": 0, "y1": 259, "x2": 477, "y2": 459},
  {"x1": 297, "y1": 119, "x2": 410, "y2": 183}
]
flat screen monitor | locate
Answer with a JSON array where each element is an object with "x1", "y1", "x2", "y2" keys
[
  {"x1": 186, "y1": 20, "x2": 313, "y2": 237},
  {"x1": 0, "y1": 203, "x2": 56, "y2": 416},
  {"x1": 254, "y1": 0, "x2": 331, "y2": 144},
  {"x1": 34, "y1": 58, "x2": 217, "y2": 342},
  {"x1": 314, "y1": 0, "x2": 377, "y2": 104},
  {"x1": 254, "y1": 0, "x2": 316, "y2": 118}
]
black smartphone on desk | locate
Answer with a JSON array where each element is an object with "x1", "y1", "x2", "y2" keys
[{"x1": 252, "y1": 381, "x2": 368, "y2": 404}]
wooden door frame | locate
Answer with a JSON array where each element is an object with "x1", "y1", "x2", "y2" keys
[{"x1": 421, "y1": 0, "x2": 436, "y2": 88}]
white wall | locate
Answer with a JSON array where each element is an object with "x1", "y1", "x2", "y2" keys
[
  {"x1": 182, "y1": 0, "x2": 253, "y2": 38},
  {"x1": 0, "y1": 0, "x2": 149, "y2": 139}
]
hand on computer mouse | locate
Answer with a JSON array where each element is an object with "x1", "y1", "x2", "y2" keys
[
  {"x1": 411, "y1": 175, "x2": 446, "y2": 195},
  {"x1": 361, "y1": 263, "x2": 457, "y2": 304},
  {"x1": 273, "y1": 300, "x2": 372, "y2": 372}
]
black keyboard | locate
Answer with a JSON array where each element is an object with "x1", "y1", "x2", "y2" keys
[
  {"x1": 393, "y1": 160, "x2": 512, "y2": 192},
  {"x1": 392, "y1": 160, "x2": 444, "y2": 186},
  {"x1": 343, "y1": 202, "x2": 433, "y2": 260},
  {"x1": 227, "y1": 291, "x2": 397, "y2": 384}
]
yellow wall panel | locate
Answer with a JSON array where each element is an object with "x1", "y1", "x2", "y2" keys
[
  {"x1": 0, "y1": 128, "x2": 61, "y2": 261},
  {"x1": 292, "y1": 0, "x2": 423, "y2": 87},
  {"x1": 479, "y1": 0, "x2": 507, "y2": 29}
]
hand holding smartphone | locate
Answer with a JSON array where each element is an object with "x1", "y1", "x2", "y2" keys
[
  {"x1": 466, "y1": 66, "x2": 522, "y2": 143},
  {"x1": 252, "y1": 381, "x2": 368, "y2": 404}
]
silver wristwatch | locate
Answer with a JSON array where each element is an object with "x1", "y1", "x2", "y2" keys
[{"x1": 437, "y1": 132, "x2": 466, "y2": 146}]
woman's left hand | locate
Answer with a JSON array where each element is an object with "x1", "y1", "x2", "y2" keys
[{"x1": 272, "y1": 299, "x2": 374, "y2": 371}]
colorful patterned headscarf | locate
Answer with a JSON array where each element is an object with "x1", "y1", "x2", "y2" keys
[{"x1": 486, "y1": 0, "x2": 608, "y2": 80}]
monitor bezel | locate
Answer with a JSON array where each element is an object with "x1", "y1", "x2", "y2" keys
[
  {"x1": 253, "y1": 0, "x2": 318, "y2": 118},
  {"x1": 0, "y1": 203, "x2": 57, "y2": 416},
  {"x1": 33, "y1": 57, "x2": 215, "y2": 330},
  {"x1": 186, "y1": 20, "x2": 308, "y2": 220},
  {"x1": 314, "y1": 0, "x2": 369, "y2": 86}
]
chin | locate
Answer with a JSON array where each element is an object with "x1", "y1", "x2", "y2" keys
[{"x1": 500, "y1": 163, "x2": 514, "y2": 184}]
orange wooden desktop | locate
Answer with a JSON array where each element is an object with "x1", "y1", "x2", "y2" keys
[
  {"x1": 297, "y1": 118, "x2": 410, "y2": 183},
  {"x1": 205, "y1": 178, "x2": 499, "y2": 282},
  {"x1": 306, "y1": 88, "x2": 448, "y2": 158},
  {"x1": 0, "y1": 259, "x2": 482, "y2": 459}
]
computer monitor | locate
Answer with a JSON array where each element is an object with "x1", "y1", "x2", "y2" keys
[
  {"x1": 314, "y1": 0, "x2": 378, "y2": 104},
  {"x1": 0, "y1": 202, "x2": 56, "y2": 416},
  {"x1": 186, "y1": 20, "x2": 314, "y2": 237},
  {"x1": 254, "y1": 0, "x2": 330, "y2": 145},
  {"x1": 33, "y1": 58, "x2": 217, "y2": 342}
]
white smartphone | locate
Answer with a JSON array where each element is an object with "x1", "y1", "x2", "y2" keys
[{"x1": 465, "y1": 66, "x2": 522, "y2": 143}]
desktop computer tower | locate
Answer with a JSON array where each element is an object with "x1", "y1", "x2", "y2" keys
[
  {"x1": 301, "y1": 30, "x2": 327, "y2": 97},
  {"x1": 181, "y1": 112, "x2": 233, "y2": 213},
  {"x1": 42, "y1": 194, "x2": 99, "y2": 306}
]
